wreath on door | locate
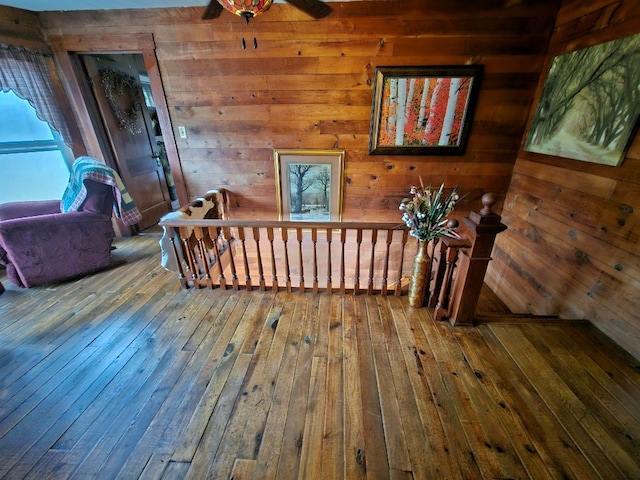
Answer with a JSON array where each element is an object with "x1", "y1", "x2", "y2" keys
[{"x1": 99, "y1": 68, "x2": 143, "y2": 135}]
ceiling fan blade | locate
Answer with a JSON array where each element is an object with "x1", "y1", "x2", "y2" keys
[
  {"x1": 202, "y1": 0, "x2": 223, "y2": 20},
  {"x1": 285, "y1": 0, "x2": 333, "y2": 19}
]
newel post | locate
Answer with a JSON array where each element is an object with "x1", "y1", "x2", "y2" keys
[{"x1": 448, "y1": 193, "x2": 506, "y2": 326}]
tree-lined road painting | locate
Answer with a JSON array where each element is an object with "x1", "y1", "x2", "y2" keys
[
  {"x1": 377, "y1": 75, "x2": 475, "y2": 148},
  {"x1": 525, "y1": 33, "x2": 640, "y2": 166},
  {"x1": 288, "y1": 163, "x2": 331, "y2": 221}
]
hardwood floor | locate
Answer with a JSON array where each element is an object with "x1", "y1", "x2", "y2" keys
[{"x1": 1, "y1": 234, "x2": 639, "y2": 479}]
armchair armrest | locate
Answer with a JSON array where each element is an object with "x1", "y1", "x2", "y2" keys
[{"x1": 0, "y1": 200, "x2": 61, "y2": 220}]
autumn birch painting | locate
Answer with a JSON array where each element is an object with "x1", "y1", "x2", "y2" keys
[
  {"x1": 525, "y1": 33, "x2": 640, "y2": 166},
  {"x1": 369, "y1": 66, "x2": 482, "y2": 155}
]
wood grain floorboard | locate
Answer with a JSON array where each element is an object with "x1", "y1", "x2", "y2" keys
[{"x1": 0, "y1": 234, "x2": 639, "y2": 479}]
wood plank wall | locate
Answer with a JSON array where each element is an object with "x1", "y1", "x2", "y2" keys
[
  {"x1": 0, "y1": 5, "x2": 49, "y2": 52},
  {"x1": 38, "y1": 0, "x2": 559, "y2": 222},
  {"x1": 486, "y1": 0, "x2": 640, "y2": 360}
]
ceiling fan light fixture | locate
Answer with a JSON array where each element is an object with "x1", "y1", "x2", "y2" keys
[{"x1": 219, "y1": 0, "x2": 274, "y2": 20}]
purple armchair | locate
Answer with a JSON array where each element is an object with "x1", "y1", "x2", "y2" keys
[{"x1": 0, "y1": 180, "x2": 116, "y2": 288}]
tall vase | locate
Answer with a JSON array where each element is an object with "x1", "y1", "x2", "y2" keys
[{"x1": 408, "y1": 240, "x2": 430, "y2": 307}]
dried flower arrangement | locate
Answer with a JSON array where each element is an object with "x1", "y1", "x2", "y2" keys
[{"x1": 399, "y1": 180, "x2": 460, "y2": 242}]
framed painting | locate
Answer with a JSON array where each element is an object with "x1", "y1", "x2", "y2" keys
[
  {"x1": 524, "y1": 33, "x2": 640, "y2": 166},
  {"x1": 368, "y1": 65, "x2": 483, "y2": 155},
  {"x1": 274, "y1": 149, "x2": 345, "y2": 221}
]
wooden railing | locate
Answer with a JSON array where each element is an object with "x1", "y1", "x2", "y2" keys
[
  {"x1": 159, "y1": 193, "x2": 506, "y2": 325},
  {"x1": 427, "y1": 193, "x2": 507, "y2": 325},
  {"x1": 159, "y1": 220, "x2": 412, "y2": 295}
]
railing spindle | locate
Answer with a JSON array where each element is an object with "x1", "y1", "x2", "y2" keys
[
  {"x1": 222, "y1": 226, "x2": 239, "y2": 290},
  {"x1": 434, "y1": 244, "x2": 459, "y2": 320},
  {"x1": 340, "y1": 228, "x2": 346, "y2": 294},
  {"x1": 238, "y1": 227, "x2": 252, "y2": 290},
  {"x1": 166, "y1": 227, "x2": 187, "y2": 287},
  {"x1": 180, "y1": 226, "x2": 198, "y2": 285},
  {"x1": 326, "y1": 227, "x2": 332, "y2": 293},
  {"x1": 368, "y1": 229, "x2": 377, "y2": 295},
  {"x1": 207, "y1": 227, "x2": 225, "y2": 289},
  {"x1": 429, "y1": 239, "x2": 448, "y2": 308},
  {"x1": 382, "y1": 229, "x2": 392, "y2": 295},
  {"x1": 267, "y1": 227, "x2": 278, "y2": 291},
  {"x1": 354, "y1": 228, "x2": 362, "y2": 294},
  {"x1": 253, "y1": 226, "x2": 266, "y2": 291},
  {"x1": 282, "y1": 228, "x2": 292, "y2": 292},
  {"x1": 395, "y1": 229, "x2": 408, "y2": 296},
  {"x1": 297, "y1": 227, "x2": 305, "y2": 292},
  {"x1": 193, "y1": 226, "x2": 213, "y2": 289},
  {"x1": 312, "y1": 228, "x2": 319, "y2": 293}
]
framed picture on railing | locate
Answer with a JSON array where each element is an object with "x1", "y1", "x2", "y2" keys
[
  {"x1": 274, "y1": 149, "x2": 345, "y2": 222},
  {"x1": 368, "y1": 65, "x2": 483, "y2": 155}
]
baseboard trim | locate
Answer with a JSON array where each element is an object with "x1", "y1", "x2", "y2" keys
[{"x1": 474, "y1": 313, "x2": 591, "y2": 326}]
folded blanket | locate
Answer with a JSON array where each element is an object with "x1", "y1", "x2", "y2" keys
[
  {"x1": 159, "y1": 190, "x2": 220, "y2": 271},
  {"x1": 61, "y1": 156, "x2": 142, "y2": 226}
]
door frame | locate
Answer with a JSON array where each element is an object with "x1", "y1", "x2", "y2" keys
[{"x1": 48, "y1": 33, "x2": 188, "y2": 207}]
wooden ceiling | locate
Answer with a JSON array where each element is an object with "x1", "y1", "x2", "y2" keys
[{"x1": 0, "y1": 0, "x2": 374, "y2": 12}]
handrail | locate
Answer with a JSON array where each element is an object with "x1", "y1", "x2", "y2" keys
[{"x1": 160, "y1": 219, "x2": 403, "y2": 230}]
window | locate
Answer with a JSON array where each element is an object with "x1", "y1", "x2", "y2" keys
[{"x1": 0, "y1": 89, "x2": 73, "y2": 204}]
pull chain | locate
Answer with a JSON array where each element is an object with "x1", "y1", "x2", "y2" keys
[
  {"x1": 240, "y1": 16, "x2": 246, "y2": 49},
  {"x1": 239, "y1": 12, "x2": 256, "y2": 50},
  {"x1": 252, "y1": 21, "x2": 258, "y2": 49},
  {"x1": 241, "y1": 12, "x2": 258, "y2": 50}
]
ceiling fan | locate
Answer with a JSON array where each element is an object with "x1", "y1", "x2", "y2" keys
[{"x1": 202, "y1": 0, "x2": 333, "y2": 23}]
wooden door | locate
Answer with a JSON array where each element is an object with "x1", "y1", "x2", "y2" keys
[{"x1": 82, "y1": 54, "x2": 171, "y2": 230}]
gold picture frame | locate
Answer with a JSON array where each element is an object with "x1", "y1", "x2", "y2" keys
[{"x1": 274, "y1": 149, "x2": 345, "y2": 221}]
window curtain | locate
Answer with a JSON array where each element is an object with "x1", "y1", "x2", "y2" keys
[{"x1": 0, "y1": 45, "x2": 72, "y2": 146}]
